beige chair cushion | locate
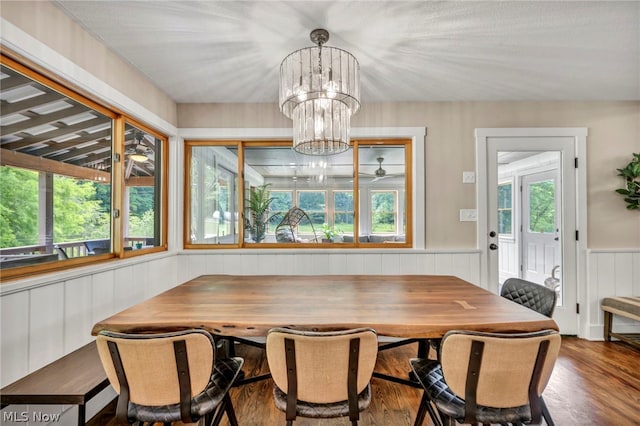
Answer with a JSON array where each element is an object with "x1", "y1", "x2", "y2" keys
[
  {"x1": 266, "y1": 328, "x2": 378, "y2": 404},
  {"x1": 440, "y1": 330, "x2": 561, "y2": 408},
  {"x1": 97, "y1": 330, "x2": 214, "y2": 406}
]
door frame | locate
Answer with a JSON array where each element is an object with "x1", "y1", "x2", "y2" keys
[{"x1": 476, "y1": 128, "x2": 588, "y2": 337}]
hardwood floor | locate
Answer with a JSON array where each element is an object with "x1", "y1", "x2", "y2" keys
[{"x1": 93, "y1": 337, "x2": 640, "y2": 425}]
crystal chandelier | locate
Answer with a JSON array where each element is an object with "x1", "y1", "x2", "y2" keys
[{"x1": 279, "y1": 29, "x2": 360, "y2": 156}]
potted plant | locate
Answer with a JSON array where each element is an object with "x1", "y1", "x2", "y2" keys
[
  {"x1": 320, "y1": 223, "x2": 340, "y2": 243},
  {"x1": 615, "y1": 153, "x2": 640, "y2": 210},
  {"x1": 245, "y1": 184, "x2": 275, "y2": 242}
]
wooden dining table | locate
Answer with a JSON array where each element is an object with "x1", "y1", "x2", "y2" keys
[{"x1": 91, "y1": 274, "x2": 558, "y2": 338}]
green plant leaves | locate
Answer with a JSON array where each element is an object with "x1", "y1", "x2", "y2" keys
[{"x1": 616, "y1": 153, "x2": 640, "y2": 211}]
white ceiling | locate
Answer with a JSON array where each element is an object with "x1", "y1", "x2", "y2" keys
[{"x1": 53, "y1": 1, "x2": 640, "y2": 104}]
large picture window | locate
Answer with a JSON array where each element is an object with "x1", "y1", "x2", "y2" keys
[
  {"x1": 0, "y1": 55, "x2": 168, "y2": 280},
  {"x1": 184, "y1": 139, "x2": 412, "y2": 248}
]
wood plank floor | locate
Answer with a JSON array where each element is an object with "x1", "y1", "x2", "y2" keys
[{"x1": 93, "y1": 337, "x2": 640, "y2": 426}]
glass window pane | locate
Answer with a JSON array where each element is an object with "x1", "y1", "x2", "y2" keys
[
  {"x1": 189, "y1": 145, "x2": 239, "y2": 244},
  {"x1": 358, "y1": 145, "x2": 405, "y2": 242},
  {"x1": 124, "y1": 124, "x2": 164, "y2": 251},
  {"x1": 371, "y1": 191, "x2": 397, "y2": 233},
  {"x1": 528, "y1": 180, "x2": 555, "y2": 233},
  {"x1": 298, "y1": 191, "x2": 327, "y2": 233},
  {"x1": 498, "y1": 182, "x2": 513, "y2": 236},
  {"x1": 333, "y1": 191, "x2": 354, "y2": 233},
  {"x1": 0, "y1": 63, "x2": 113, "y2": 269},
  {"x1": 269, "y1": 191, "x2": 293, "y2": 231}
]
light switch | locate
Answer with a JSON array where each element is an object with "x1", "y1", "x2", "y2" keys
[
  {"x1": 462, "y1": 171, "x2": 475, "y2": 183},
  {"x1": 460, "y1": 209, "x2": 477, "y2": 222}
]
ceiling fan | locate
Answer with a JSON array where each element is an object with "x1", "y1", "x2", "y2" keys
[
  {"x1": 126, "y1": 131, "x2": 151, "y2": 163},
  {"x1": 363, "y1": 157, "x2": 394, "y2": 182}
]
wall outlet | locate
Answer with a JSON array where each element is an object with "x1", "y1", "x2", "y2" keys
[
  {"x1": 459, "y1": 209, "x2": 477, "y2": 222},
  {"x1": 462, "y1": 171, "x2": 476, "y2": 183}
]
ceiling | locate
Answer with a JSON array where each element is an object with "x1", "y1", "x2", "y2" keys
[
  {"x1": 52, "y1": 0, "x2": 640, "y2": 104},
  {"x1": 0, "y1": 64, "x2": 157, "y2": 179}
]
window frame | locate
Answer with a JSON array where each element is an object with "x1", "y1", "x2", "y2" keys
[
  {"x1": 0, "y1": 54, "x2": 169, "y2": 281},
  {"x1": 183, "y1": 138, "x2": 413, "y2": 249},
  {"x1": 120, "y1": 118, "x2": 169, "y2": 258}
]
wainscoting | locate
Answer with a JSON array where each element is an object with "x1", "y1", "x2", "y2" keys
[
  {"x1": 587, "y1": 249, "x2": 640, "y2": 340},
  {"x1": 176, "y1": 249, "x2": 482, "y2": 285},
  {"x1": 0, "y1": 253, "x2": 179, "y2": 388}
]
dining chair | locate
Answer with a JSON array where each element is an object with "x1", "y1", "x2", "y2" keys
[
  {"x1": 501, "y1": 277, "x2": 558, "y2": 318},
  {"x1": 410, "y1": 329, "x2": 561, "y2": 426},
  {"x1": 265, "y1": 327, "x2": 378, "y2": 425},
  {"x1": 96, "y1": 329, "x2": 244, "y2": 426},
  {"x1": 426, "y1": 278, "x2": 557, "y2": 365}
]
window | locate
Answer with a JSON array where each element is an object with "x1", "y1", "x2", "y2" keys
[
  {"x1": 333, "y1": 191, "x2": 354, "y2": 234},
  {"x1": 297, "y1": 191, "x2": 326, "y2": 235},
  {"x1": 123, "y1": 122, "x2": 167, "y2": 254},
  {"x1": 370, "y1": 191, "x2": 397, "y2": 234},
  {"x1": 187, "y1": 143, "x2": 239, "y2": 246},
  {"x1": 0, "y1": 55, "x2": 168, "y2": 280},
  {"x1": 528, "y1": 180, "x2": 555, "y2": 234},
  {"x1": 269, "y1": 190, "x2": 293, "y2": 232},
  {"x1": 498, "y1": 181, "x2": 513, "y2": 236},
  {"x1": 184, "y1": 139, "x2": 412, "y2": 248}
]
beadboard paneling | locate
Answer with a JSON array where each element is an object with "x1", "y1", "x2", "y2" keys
[
  {"x1": 0, "y1": 255, "x2": 179, "y2": 388},
  {"x1": 587, "y1": 250, "x2": 640, "y2": 340},
  {"x1": 177, "y1": 250, "x2": 482, "y2": 286},
  {"x1": 28, "y1": 284, "x2": 64, "y2": 372},
  {"x1": 1, "y1": 291, "x2": 29, "y2": 385}
]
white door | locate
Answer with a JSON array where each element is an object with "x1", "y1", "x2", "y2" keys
[
  {"x1": 485, "y1": 137, "x2": 578, "y2": 334},
  {"x1": 521, "y1": 169, "x2": 562, "y2": 287}
]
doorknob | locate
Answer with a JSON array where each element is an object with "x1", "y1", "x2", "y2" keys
[{"x1": 489, "y1": 243, "x2": 498, "y2": 250}]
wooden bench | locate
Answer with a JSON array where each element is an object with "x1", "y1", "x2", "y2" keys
[
  {"x1": 602, "y1": 296, "x2": 640, "y2": 350},
  {"x1": 0, "y1": 341, "x2": 111, "y2": 426}
]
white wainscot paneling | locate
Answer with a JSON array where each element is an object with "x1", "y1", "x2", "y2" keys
[
  {"x1": 1, "y1": 291, "x2": 29, "y2": 386},
  {"x1": 113, "y1": 265, "x2": 139, "y2": 313},
  {"x1": 64, "y1": 277, "x2": 93, "y2": 352},
  {"x1": 29, "y1": 283, "x2": 64, "y2": 372},
  {"x1": 91, "y1": 271, "x2": 115, "y2": 326},
  {"x1": 587, "y1": 250, "x2": 640, "y2": 340},
  {"x1": 146, "y1": 256, "x2": 178, "y2": 295},
  {"x1": 179, "y1": 251, "x2": 481, "y2": 283}
]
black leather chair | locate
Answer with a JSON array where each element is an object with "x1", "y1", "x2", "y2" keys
[
  {"x1": 410, "y1": 329, "x2": 561, "y2": 426},
  {"x1": 501, "y1": 278, "x2": 557, "y2": 318},
  {"x1": 96, "y1": 329, "x2": 243, "y2": 426}
]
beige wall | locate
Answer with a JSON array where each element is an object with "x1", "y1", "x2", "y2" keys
[
  {"x1": 178, "y1": 101, "x2": 640, "y2": 249},
  {"x1": 1, "y1": 1, "x2": 177, "y2": 126}
]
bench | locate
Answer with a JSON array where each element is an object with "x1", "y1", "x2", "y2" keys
[
  {"x1": 0, "y1": 341, "x2": 111, "y2": 426},
  {"x1": 602, "y1": 296, "x2": 640, "y2": 350}
]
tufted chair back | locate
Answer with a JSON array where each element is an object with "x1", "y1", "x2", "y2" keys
[{"x1": 501, "y1": 278, "x2": 557, "y2": 317}]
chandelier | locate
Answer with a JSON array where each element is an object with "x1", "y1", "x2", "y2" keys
[{"x1": 279, "y1": 29, "x2": 360, "y2": 156}]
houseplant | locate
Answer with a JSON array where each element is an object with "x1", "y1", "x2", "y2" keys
[
  {"x1": 244, "y1": 184, "x2": 275, "y2": 242},
  {"x1": 615, "y1": 153, "x2": 640, "y2": 210},
  {"x1": 320, "y1": 223, "x2": 341, "y2": 242}
]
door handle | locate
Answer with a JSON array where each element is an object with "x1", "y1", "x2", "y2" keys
[{"x1": 489, "y1": 243, "x2": 498, "y2": 250}]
